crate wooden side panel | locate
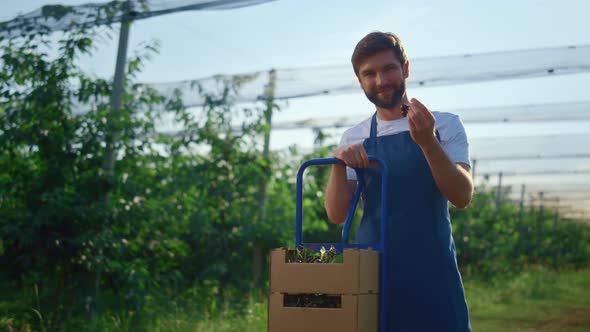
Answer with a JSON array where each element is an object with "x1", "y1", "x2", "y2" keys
[
  {"x1": 270, "y1": 248, "x2": 379, "y2": 294},
  {"x1": 357, "y1": 291, "x2": 378, "y2": 332},
  {"x1": 268, "y1": 293, "x2": 378, "y2": 332},
  {"x1": 359, "y1": 248, "x2": 380, "y2": 294}
]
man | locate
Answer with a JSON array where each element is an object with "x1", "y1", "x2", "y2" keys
[{"x1": 324, "y1": 32, "x2": 473, "y2": 331}]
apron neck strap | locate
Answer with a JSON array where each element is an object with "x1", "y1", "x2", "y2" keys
[{"x1": 370, "y1": 112, "x2": 378, "y2": 138}]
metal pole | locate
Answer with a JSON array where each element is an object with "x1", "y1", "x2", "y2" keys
[
  {"x1": 253, "y1": 69, "x2": 276, "y2": 288},
  {"x1": 538, "y1": 191, "x2": 544, "y2": 223},
  {"x1": 102, "y1": 17, "x2": 131, "y2": 202},
  {"x1": 553, "y1": 198, "x2": 559, "y2": 227},
  {"x1": 256, "y1": 69, "x2": 276, "y2": 214},
  {"x1": 518, "y1": 184, "x2": 525, "y2": 223},
  {"x1": 261, "y1": 69, "x2": 277, "y2": 168},
  {"x1": 495, "y1": 172, "x2": 503, "y2": 215},
  {"x1": 537, "y1": 191, "x2": 544, "y2": 243},
  {"x1": 98, "y1": 1, "x2": 132, "y2": 319}
]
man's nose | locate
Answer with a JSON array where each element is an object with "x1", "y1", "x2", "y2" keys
[{"x1": 376, "y1": 72, "x2": 388, "y2": 86}]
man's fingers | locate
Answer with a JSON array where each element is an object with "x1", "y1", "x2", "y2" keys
[
  {"x1": 408, "y1": 107, "x2": 424, "y2": 128},
  {"x1": 350, "y1": 145, "x2": 366, "y2": 168},
  {"x1": 355, "y1": 148, "x2": 364, "y2": 167},
  {"x1": 411, "y1": 98, "x2": 427, "y2": 110},
  {"x1": 408, "y1": 114, "x2": 417, "y2": 131},
  {"x1": 411, "y1": 98, "x2": 434, "y2": 122},
  {"x1": 346, "y1": 145, "x2": 360, "y2": 168},
  {"x1": 336, "y1": 144, "x2": 372, "y2": 169},
  {"x1": 335, "y1": 146, "x2": 353, "y2": 166},
  {"x1": 346, "y1": 144, "x2": 369, "y2": 168},
  {"x1": 410, "y1": 99, "x2": 427, "y2": 116},
  {"x1": 360, "y1": 146, "x2": 369, "y2": 168}
]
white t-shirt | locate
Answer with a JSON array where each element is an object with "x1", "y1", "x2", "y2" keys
[{"x1": 338, "y1": 111, "x2": 471, "y2": 180}]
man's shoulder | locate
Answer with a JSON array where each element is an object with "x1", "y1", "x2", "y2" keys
[
  {"x1": 340, "y1": 116, "x2": 373, "y2": 146},
  {"x1": 433, "y1": 110, "x2": 460, "y2": 122},
  {"x1": 433, "y1": 111, "x2": 463, "y2": 130}
]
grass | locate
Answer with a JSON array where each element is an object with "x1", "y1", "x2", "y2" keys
[
  {"x1": 465, "y1": 268, "x2": 590, "y2": 332},
  {"x1": 130, "y1": 267, "x2": 590, "y2": 332},
  {"x1": 2, "y1": 268, "x2": 589, "y2": 331}
]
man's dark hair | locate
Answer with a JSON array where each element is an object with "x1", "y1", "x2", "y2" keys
[{"x1": 351, "y1": 32, "x2": 408, "y2": 76}]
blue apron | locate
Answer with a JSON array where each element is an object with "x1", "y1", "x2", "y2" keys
[{"x1": 356, "y1": 113, "x2": 471, "y2": 332}]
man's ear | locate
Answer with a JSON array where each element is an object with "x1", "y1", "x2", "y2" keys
[{"x1": 403, "y1": 61, "x2": 410, "y2": 79}]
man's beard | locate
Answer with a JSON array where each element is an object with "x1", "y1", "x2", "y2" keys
[{"x1": 364, "y1": 79, "x2": 406, "y2": 109}]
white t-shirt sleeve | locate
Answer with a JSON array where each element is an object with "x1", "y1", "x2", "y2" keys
[{"x1": 438, "y1": 113, "x2": 471, "y2": 168}]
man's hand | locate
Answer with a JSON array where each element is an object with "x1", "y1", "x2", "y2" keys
[
  {"x1": 407, "y1": 98, "x2": 437, "y2": 148},
  {"x1": 406, "y1": 97, "x2": 474, "y2": 208},
  {"x1": 326, "y1": 144, "x2": 364, "y2": 224},
  {"x1": 334, "y1": 143, "x2": 370, "y2": 168}
]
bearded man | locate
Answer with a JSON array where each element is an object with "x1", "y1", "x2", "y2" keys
[{"x1": 324, "y1": 31, "x2": 473, "y2": 332}]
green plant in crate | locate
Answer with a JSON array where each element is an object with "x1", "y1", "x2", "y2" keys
[{"x1": 289, "y1": 245, "x2": 342, "y2": 263}]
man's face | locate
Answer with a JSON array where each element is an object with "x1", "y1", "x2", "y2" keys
[{"x1": 357, "y1": 50, "x2": 408, "y2": 109}]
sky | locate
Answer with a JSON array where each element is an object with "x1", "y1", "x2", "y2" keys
[
  {"x1": 2, "y1": 0, "x2": 590, "y2": 213},
  {"x1": 2, "y1": 0, "x2": 589, "y2": 142}
]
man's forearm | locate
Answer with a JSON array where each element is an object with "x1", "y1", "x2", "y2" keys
[
  {"x1": 420, "y1": 139, "x2": 473, "y2": 208},
  {"x1": 324, "y1": 165, "x2": 356, "y2": 224}
]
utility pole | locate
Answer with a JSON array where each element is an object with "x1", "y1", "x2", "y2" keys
[
  {"x1": 98, "y1": 0, "x2": 133, "y2": 320},
  {"x1": 553, "y1": 198, "x2": 559, "y2": 227},
  {"x1": 495, "y1": 172, "x2": 503, "y2": 218},
  {"x1": 537, "y1": 191, "x2": 544, "y2": 244},
  {"x1": 102, "y1": 1, "x2": 132, "y2": 204},
  {"x1": 518, "y1": 184, "x2": 526, "y2": 223},
  {"x1": 253, "y1": 69, "x2": 277, "y2": 290}
]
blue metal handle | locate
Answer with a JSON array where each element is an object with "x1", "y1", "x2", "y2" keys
[
  {"x1": 294, "y1": 156, "x2": 391, "y2": 332},
  {"x1": 295, "y1": 156, "x2": 389, "y2": 251}
]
